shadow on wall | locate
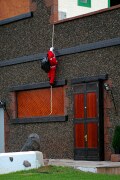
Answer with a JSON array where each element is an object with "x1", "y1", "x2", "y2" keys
[{"x1": 110, "y1": 0, "x2": 120, "y2": 7}]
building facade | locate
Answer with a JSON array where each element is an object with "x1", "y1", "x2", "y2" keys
[
  {"x1": 58, "y1": 0, "x2": 109, "y2": 20},
  {"x1": 0, "y1": 0, "x2": 120, "y2": 160}
]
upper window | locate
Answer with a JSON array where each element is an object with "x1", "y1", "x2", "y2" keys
[
  {"x1": 57, "y1": 0, "x2": 120, "y2": 21},
  {"x1": 78, "y1": 0, "x2": 91, "y2": 8},
  {"x1": 110, "y1": 0, "x2": 120, "y2": 7},
  {"x1": 0, "y1": 0, "x2": 31, "y2": 24},
  {"x1": 17, "y1": 87, "x2": 65, "y2": 118}
]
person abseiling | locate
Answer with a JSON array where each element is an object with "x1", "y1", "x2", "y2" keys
[{"x1": 47, "y1": 47, "x2": 58, "y2": 85}]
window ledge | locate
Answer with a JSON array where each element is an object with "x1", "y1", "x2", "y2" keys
[
  {"x1": 9, "y1": 79, "x2": 67, "y2": 91},
  {"x1": 11, "y1": 115, "x2": 68, "y2": 124},
  {"x1": 0, "y1": 12, "x2": 32, "y2": 26},
  {"x1": 71, "y1": 74, "x2": 108, "y2": 84},
  {"x1": 54, "y1": 5, "x2": 120, "y2": 25}
]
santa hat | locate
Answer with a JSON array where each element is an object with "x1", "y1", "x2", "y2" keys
[{"x1": 50, "y1": 47, "x2": 54, "y2": 52}]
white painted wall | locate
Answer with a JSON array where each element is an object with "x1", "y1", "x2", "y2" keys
[
  {"x1": 0, "y1": 151, "x2": 44, "y2": 174},
  {"x1": 0, "y1": 108, "x2": 4, "y2": 153},
  {"x1": 58, "y1": 0, "x2": 109, "y2": 20}
]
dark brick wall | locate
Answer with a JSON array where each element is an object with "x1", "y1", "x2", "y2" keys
[
  {"x1": 54, "y1": 8, "x2": 120, "y2": 48},
  {"x1": 0, "y1": 0, "x2": 120, "y2": 159},
  {"x1": 0, "y1": 0, "x2": 52, "y2": 60}
]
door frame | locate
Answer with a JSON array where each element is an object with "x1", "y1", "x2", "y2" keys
[
  {"x1": 71, "y1": 75, "x2": 107, "y2": 161},
  {"x1": 73, "y1": 82, "x2": 101, "y2": 160}
]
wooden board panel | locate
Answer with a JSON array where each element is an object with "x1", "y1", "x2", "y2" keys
[
  {"x1": 17, "y1": 87, "x2": 65, "y2": 118},
  {"x1": 0, "y1": 0, "x2": 30, "y2": 20},
  {"x1": 74, "y1": 94, "x2": 84, "y2": 119},
  {"x1": 87, "y1": 122, "x2": 98, "y2": 148},
  {"x1": 87, "y1": 92, "x2": 97, "y2": 118},
  {"x1": 75, "y1": 123, "x2": 85, "y2": 148}
]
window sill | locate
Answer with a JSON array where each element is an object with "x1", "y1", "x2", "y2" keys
[
  {"x1": 54, "y1": 5, "x2": 120, "y2": 25},
  {"x1": 0, "y1": 12, "x2": 32, "y2": 26},
  {"x1": 11, "y1": 115, "x2": 68, "y2": 124},
  {"x1": 9, "y1": 79, "x2": 67, "y2": 91}
]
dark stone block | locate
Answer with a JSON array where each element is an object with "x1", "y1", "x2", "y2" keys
[
  {"x1": 21, "y1": 133, "x2": 40, "y2": 152},
  {"x1": 23, "y1": 160, "x2": 31, "y2": 167}
]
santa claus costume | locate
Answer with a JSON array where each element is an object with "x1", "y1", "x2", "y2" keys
[{"x1": 47, "y1": 47, "x2": 58, "y2": 85}]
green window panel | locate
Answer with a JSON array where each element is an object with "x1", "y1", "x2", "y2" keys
[
  {"x1": 108, "y1": 0, "x2": 110, "y2": 8},
  {"x1": 78, "y1": 0, "x2": 91, "y2": 8}
]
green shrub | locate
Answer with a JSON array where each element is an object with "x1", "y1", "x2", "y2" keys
[{"x1": 112, "y1": 126, "x2": 120, "y2": 152}]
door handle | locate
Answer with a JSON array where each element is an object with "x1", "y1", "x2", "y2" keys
[{"x1": 84, "y1": 134, "x2": 87, "y2": 142}]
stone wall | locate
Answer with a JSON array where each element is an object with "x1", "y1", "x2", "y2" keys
[{"x1": 0, "y1": 0, "x2": 120, "y2": 159}]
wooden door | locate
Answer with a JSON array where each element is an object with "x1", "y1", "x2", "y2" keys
[{"x1": 74, "y1": 82, "x2": 104, "y2": 160}]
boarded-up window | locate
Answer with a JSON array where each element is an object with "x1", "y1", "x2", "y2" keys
[
  {"x1": 0, "y1": 0, "x2": 30, "y2": 21},
  {"x1": 17, "y1": 87, "x2": 65, "y2": 118}
]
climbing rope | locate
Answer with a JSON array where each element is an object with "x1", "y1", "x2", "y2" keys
[
  {"x1": 49, "y1": 24, "x2": 55, "y2": 115},
  {"x1": 52, "y1": 24, "x2": 54, "y2": 47},
  {"x1": 49, "y1": 85, "x2": 53, "y2": 115}
]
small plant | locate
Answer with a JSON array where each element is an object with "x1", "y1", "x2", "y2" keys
[{"x1": 112, "y1": 125, "x2": 120, "y2": 154}]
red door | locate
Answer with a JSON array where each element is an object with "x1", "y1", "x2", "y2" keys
[{"x1": 74, "y1": 82, "x2": 104, "y2": 160}]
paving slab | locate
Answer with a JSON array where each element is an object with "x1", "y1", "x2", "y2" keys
[
  {"x1": 47, "y1": 159, "x2": 120, "y2": 174},
  {"x1": 48, "y1": 159, "x2": 120, "y2": 168}
]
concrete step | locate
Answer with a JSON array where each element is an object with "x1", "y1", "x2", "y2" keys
[{"x1": 47, "y1": 159, "x2": 120, "y2": 174}]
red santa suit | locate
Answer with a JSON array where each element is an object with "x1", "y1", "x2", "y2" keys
[{"x1": 47, "y1": 47, "x2": 58, "y2": 85}]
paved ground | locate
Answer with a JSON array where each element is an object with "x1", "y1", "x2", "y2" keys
[{"x1": 47, "y1": 159, "x2": 120, "y2": 168}]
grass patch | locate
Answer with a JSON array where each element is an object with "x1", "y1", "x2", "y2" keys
[{"x1": 0, "y1": 165, "x2": 120, "y2": 180}]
